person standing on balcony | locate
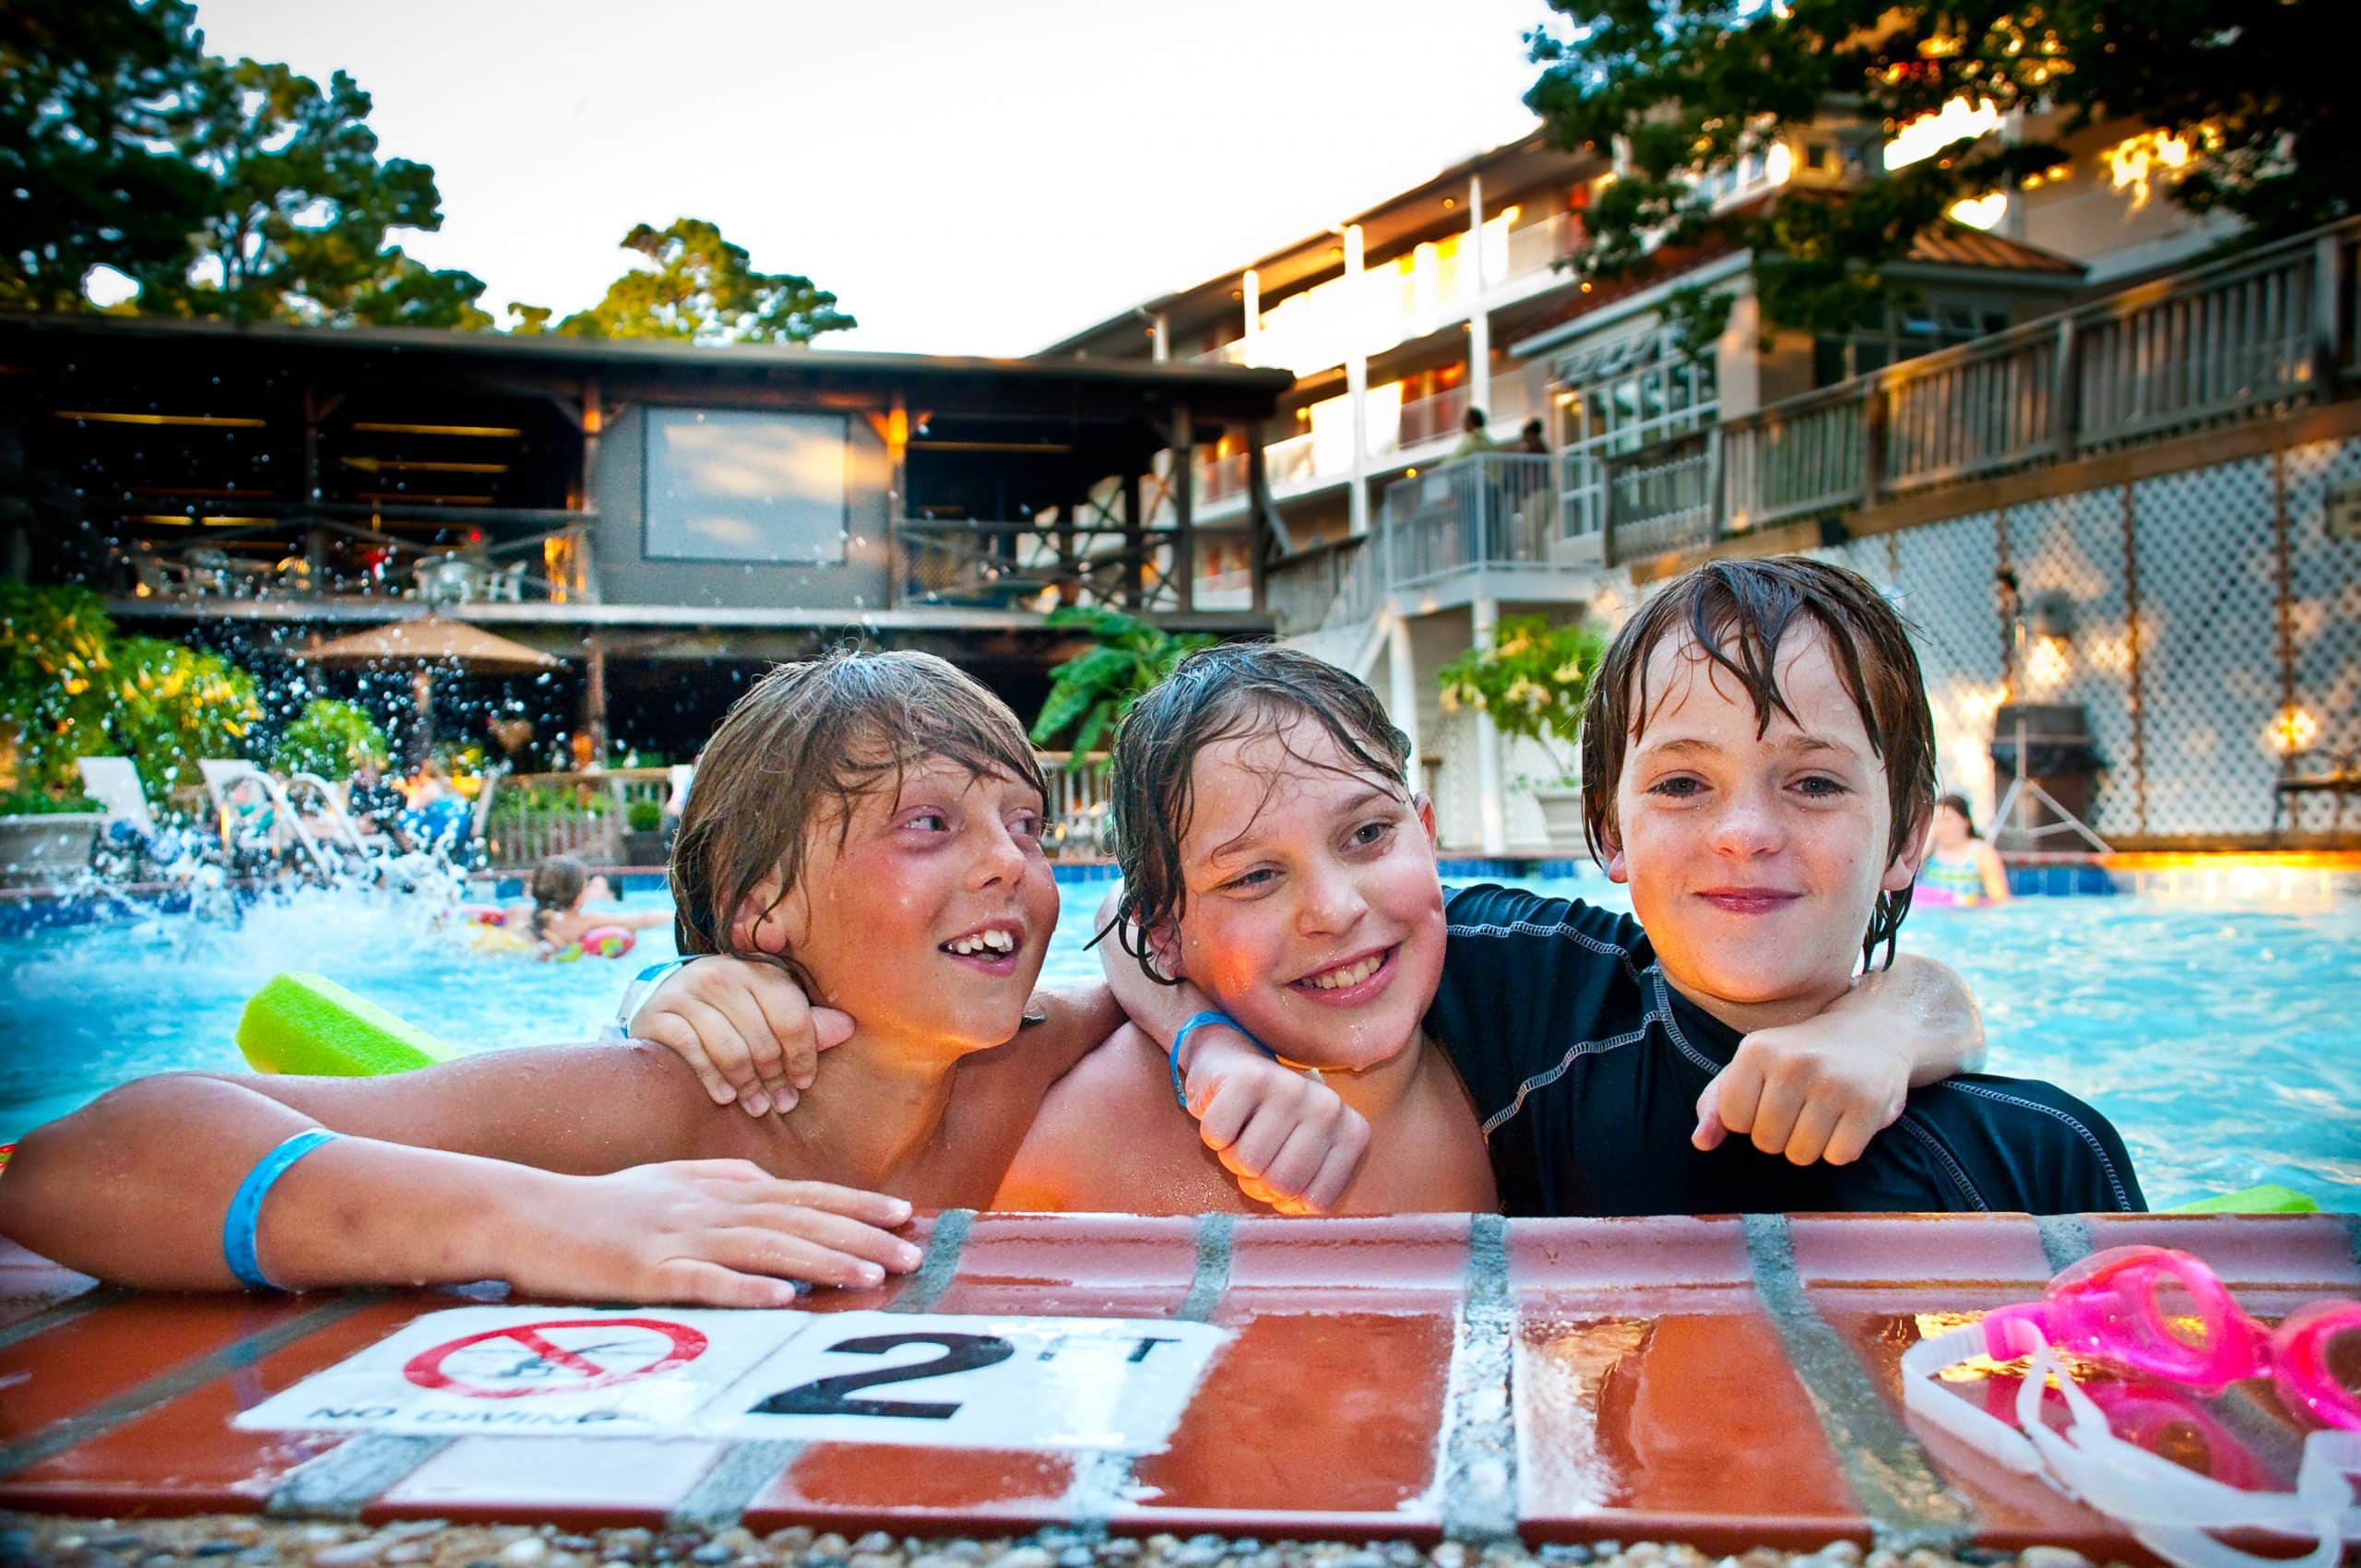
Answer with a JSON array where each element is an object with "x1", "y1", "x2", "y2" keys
[
  {"x1": 1517, "y1": 419, "x2": 1549, "y2": 455},
  {"x1": 1450, "y1": 406, "x2": 1499, "y2": 458}
]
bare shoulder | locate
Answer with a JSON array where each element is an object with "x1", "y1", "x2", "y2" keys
[{"x1": 991, "y1": 1025, "x2": 1245, "y2": 1214}]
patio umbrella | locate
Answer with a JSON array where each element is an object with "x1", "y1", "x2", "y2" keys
[{"x1": 291, "y1": 617, "x2": 565, "y2": 757}]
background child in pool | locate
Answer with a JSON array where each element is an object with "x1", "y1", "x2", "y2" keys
[
  {"x1": 523, "y1": 852, "x2": 670, "y2": 951},
  {"x1": 1916, "y1": 792, "x2": 2012, "y2": 907},
  {"x1": 0, "y1": 651, "x2": 1131, "y2": 1303},
  {"x1": 635, "y1": 628, "x2": 2001, "y2": 1215}
]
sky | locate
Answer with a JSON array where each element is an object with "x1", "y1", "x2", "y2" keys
[{"x1": 189, "y1": 0, "x2": 1550, "y2": 356}]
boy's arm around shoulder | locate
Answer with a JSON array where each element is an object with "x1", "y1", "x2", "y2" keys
[
  {"x1": 0, "y1": 1041, "x2": 915, "y2": 1300},
  {"x1": 992, "y1": 1022, "x2": 1243, "y2": 1215}
]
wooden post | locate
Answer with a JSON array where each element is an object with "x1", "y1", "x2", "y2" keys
[
  {"x1": 580, "y1": 380, "x2": 602, "y2": 508},
  {"x1": 1245, "y1": 424, "x2": 1271, "y2": 613},
  {"x1": 1056, "y1": 486, "x2": 1082, "y2": 607},
  {"x1": 583, "y1": 636, "x2": 609, "y2": 764},
  {"x1": 2052, "y1": 315, "x2": 2081, "y2": 463},
  {"x1": 1121, "y1": 469, "x2": 1145, "y2": 610},
  {"x1": 1171, "y1": 399, "x2": 1195, "y2": 613},
  {"x1": 1859, "y1": 381, "x2": 1888, "y2": 510},
  {"x1": 2311, "y1": 232, "x2": 2348, "y2": 393}
]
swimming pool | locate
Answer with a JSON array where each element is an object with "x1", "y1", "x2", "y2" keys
[{"x1": 2, "y1": 873, "x2": 2354, "y2": 1211}]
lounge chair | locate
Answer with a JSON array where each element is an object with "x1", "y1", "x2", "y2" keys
[
  {"x1": 77, "y1": 756, "x2": 156, "y2": 837},
  {"x1": 2271, "y1": 747, "x2": 2359, "y2": 843}
]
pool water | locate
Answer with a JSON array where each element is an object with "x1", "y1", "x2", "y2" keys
[{"x1": 2, "y1": 874, "x2": 2354, "y2": 1211}]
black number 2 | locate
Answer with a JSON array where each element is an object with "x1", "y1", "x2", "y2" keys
[{"x1": 751, "y1": 1332, "x2": 1014, "y2": 1420}]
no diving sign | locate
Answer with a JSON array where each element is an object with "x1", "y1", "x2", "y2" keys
[
  {"x1": 237, "y1": 1305, "x2": 1227, "y2": 1453},
  {"x1": 235, "y1": 1307, "x2": 781, "y2": 1437}
]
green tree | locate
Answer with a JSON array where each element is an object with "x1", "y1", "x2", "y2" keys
[
  {"x1": 1029, "y1": 607, "x2": 1216, "y2": 756},
  {"x1": 0, "y1": 0, "x2": 212, "y2": 312},
  {"x1": 540, "y1": 219, "x2": 855, "y2": 345},
  {"x1": 143, "y1": 55, "x2": 487, "y2": 327},
  {"x1": 1526, "y1": 0, "x2": 2354, "y2": 349},
  {"x1": 0, "y1": 580, "x2": 119, "y2": 794},
  {"x1": 108, "y1": 636, "x2": 261, "y2": 802},
  {"x1": 271, "y1": 697, "x2": 387, "y2": 780},
  {"x1": 1436, "y1": 615, "x2": 1605, "y2": 782}
]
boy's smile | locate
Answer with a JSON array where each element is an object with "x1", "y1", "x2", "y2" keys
[
  {"x1": 1608, "y1": 623, "x2": 1926, "y2": 1033},
  {"x1": 1170, "y1": 723, "x2": 1445, "y2": 1074},
  {"x1": 750, "y1": 756, "x2": 1058, "y2": 1055}
]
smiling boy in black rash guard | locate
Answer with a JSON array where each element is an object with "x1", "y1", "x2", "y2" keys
[{"x1": 1423, "y1": 556, "x2": 2143, "y2": 1215}]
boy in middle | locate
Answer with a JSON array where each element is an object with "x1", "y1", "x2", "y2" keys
[{"x1": 635, "y1": 556, "x2": 2133, "y2": 1216}]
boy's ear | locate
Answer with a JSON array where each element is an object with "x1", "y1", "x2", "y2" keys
[
  {"x1": 1599, "y1": 823, "x2": 1629, "y2": 885},
  {"x1": 1412, "y1": 791, "x2": 1438, "y2": 849},
  {"x1": 1145, "y1": 918, "x2": 1185, "y2": 983},
  {"x1": 729, "y1": 871, "x2": 796, "y2": 956},
  {"x1": 1882, "y1": 802, "x2": 1934, "y2": 893}
]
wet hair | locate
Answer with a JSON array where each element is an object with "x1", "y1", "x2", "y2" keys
[
  {"x1": 1107, "y1": 641, "x2": 1411, "y2": 982},
  {"x1": 1578, "y1": 556, "x2": 1937, "y2": 971},
  {"x1": 1936, "y1": 792, "x2": 1981, "y2": 839},
  {"x1": 528, "y1": 853, "x2": 589, "y2": 940},
  {"x1": 669, "y1": 647, "x2": 1047, "y2": 992}
]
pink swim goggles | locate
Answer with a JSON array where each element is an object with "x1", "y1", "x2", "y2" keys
[
  {"x1": 1976, "y1": 1243, "x2": 2361, "y2": 1430},
  {"x1": 1903, "y1": 1244, "x2": 2361, "y2": 1568}
]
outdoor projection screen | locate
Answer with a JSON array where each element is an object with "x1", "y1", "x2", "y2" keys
[{"x1": 643, "y1": 409, "x2": 849, "y2": 564}]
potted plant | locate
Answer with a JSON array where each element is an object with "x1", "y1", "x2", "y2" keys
[
  {"x1": 1436, "y1": 614, "x2": 1606, "y2": 847},
  {"x1": 623, "y1": 796, "x2": 669, "y2": 868}
]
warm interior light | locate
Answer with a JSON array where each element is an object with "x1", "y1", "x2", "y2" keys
[
  {"x1": 1950, "y1": 193, "x2": 2010, "y2": 230},
  {"x1": 338, "y1": 457, "x2": 508, "y2": 475},
  {"x1": 55, "y1": 410, "x2": 266, "y2": 429},
  {"x1": 349, "y1": 422, "x2": 523, "y2": 438},
  {"x1": 1884, "y1": 97, "x2": 2001, "y2": 171},
  {"x1": 1764, "y1": 143, "x2": 1794, "y2": 184}
]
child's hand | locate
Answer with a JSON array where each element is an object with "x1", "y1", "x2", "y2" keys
[
  {"x1": 1692, "y1": 1016, "x2": 1909, "y2": 1167},
  {"x1": 1181, "y1": 1027, "x2": 1370, "y2": 1215},
  {"x1": 505, "y1": 1160, "x2": 920, "y2": 1306},
  {"x1": 631, "y1": 958, "x2": 854, "y2": 1117}
]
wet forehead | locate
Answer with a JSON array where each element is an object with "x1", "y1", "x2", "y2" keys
[
  {"x1": 1633, "y1": 622, "x2": 1875, "y2": 754},
  {"x1": 1180, "y1": 723, "x2": 1394, "y2": 862}
]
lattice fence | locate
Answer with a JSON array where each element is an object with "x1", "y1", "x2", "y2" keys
[
  {"x1": 1888, "y1": 510, "x2": 2011, "y2": 824},
  {"x1": 2280, "y1": 439, "x2": 2361, "y2": 835},
  {"x1": 2006, "y1": 488, "x2": 2140, "y2": 837},
  {"x1": 2131, "y1": 457, "x2": 2284, "y2": 839}
]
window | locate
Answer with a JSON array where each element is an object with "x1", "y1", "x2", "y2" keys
[
  {"x1": 1550, "y1": 328, "x2": 1720, "y2": 538},
  {"x1": 643, "y1": 409, "x2": 849, "y2": 564},
  {"x1": 1814, "y1": 297, "x2": 2018, "y2": 386}
]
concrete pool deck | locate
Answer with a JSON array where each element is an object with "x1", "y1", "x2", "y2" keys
[{"x1": 1, "y1": 1213, "x2": 2355, "y2": 1559}]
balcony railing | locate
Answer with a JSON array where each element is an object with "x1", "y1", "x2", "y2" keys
[
  {"x1": 1377, "y1": 454, "x2": 1561, "y2": 588},
  {"x1": 1502, "y1": 213, "x2": 1575, "y2": 282},
  {"x1": 1197, "y1": 448, "x2": 1251, "y2": 504},
  {"x1": 115, "y1": 519, "x2": 596, "y2": 609},
  {"x1": 1266, "y1": 432, "x2": 1322, "y2": 488},
  {"x1": 1617, "y1": 216, "x2": 2361, "y2": 551},
  {"x1": 1604, "y1": 433, "x2": 1719, "y2": 565}
]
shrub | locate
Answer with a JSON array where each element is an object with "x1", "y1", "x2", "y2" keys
[
  {"x1": 1436, "y1": 615, "x2": 1607, "y2": 784},
  {"x1": 272, "y1": 699, "x2": 389, "y2": 780},
  {"x1": 626, "y1": 797, "x2": 664, "y2": 833},
  {"x1": 0, "y1": 788, "x2": 101, "y2": 815}
]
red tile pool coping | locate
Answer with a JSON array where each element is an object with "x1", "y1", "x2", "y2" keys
[{"x1": 1, "y1": 1212, "x2": 2355, "y2": 1556}]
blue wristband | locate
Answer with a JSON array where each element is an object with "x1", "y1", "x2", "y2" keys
[
  {"x1": 1168, "y1": 1009, "x2": 1279, "y2": 1109},
  {"x1": 222, "y1": 1128, "x2": 339, "y2": 1291},
  {"x1": 603, "y1": 956, "x2": 702, "y2": 1043}
]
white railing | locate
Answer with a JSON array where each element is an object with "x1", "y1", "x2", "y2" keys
[
  {"x1": 1265, "y1": 432, "x2": 1321, "y2": 487},
  {"x1": 1604, "y1": 433, "x2": 1719, "y2": 564},
  {"x1": 1503, "y1": 213, "x2": 1574, "y2": 281},
  {"x1": 1035, "y1": 751, "x2": 1114, "y2": 858},
  {"x1": 1695, "y1": 217, "x2": 2361, "y2": 546},
  {"x1": 1378, "y1": 454, "x2": 1561, "y2": 588},
  {"x1": 1197, "y1": 448, "x2": 1251, "y2": 504},
  {"x1": 484, "y1": 768, "x2": 671, "y2": 871}
]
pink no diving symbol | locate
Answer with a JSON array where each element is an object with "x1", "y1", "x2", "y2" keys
[{"x1": 403, "y1": 1317, "x2": 709, "y2": 1399}]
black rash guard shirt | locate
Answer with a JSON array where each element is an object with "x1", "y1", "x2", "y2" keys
[{"x1": 1420, "y1": 883, "x2": 2146, "y2": 1217}]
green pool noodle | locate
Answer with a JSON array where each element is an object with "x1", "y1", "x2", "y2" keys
[
  {"x1": 238, "y1": 972, "x2": 454, "y2": 1077},
  {"x1": 2165, "y1": 1183, "x2": 2320, "y2": 1215}
]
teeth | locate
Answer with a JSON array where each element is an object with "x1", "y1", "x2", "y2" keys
[
  {"x1": 944, "y1": 928, "x2": 1016, "y2": 956},
  {"x1": 1306, "y1": 953, "x2": 1383, "y2": 991}
]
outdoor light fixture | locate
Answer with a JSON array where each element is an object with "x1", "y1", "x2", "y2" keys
[
  {"x1": 2028, "y1": 589, "x2": 2075, "y2": 644},
  {"x1": 55, "y1": 410, "x2": 266, "y2": 429},
  {"x1": 349, "y1": 422, "x2": 523, "y2": 438}
]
